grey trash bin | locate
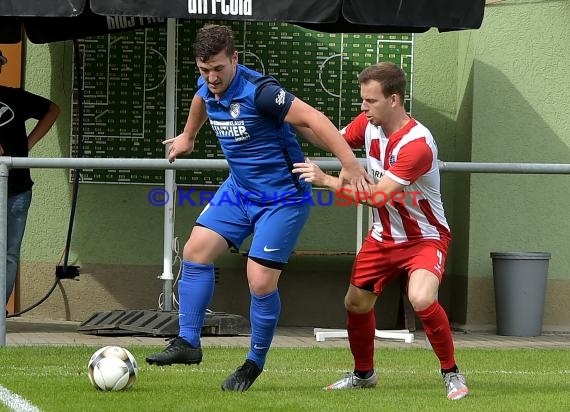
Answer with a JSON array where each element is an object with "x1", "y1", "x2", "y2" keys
[{"x1": 490, "y1": 252, "x2": 550, "y2": 337}]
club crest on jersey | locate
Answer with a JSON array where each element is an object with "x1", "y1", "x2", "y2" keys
[
  {"x1": 229, "y1": 103, "x2": 240, "y2": 119},
  {"x1": 389, "y1": 154, "x2": 396, "y2": 166}
]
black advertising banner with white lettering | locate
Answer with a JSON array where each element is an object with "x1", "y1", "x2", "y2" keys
[
  {"x1": 91, "y1": 0, "x2": 483, "y2": 29},
  {"x1": 0, "y1": 0, "x2": 485, "y2": 44},
  {"x1": 93, "y1": 0, "x2": 340, "y2": 23}
]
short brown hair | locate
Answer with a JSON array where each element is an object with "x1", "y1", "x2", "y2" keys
[
  {"x1": 193, "y1": 24, "x2": 236, "y2": 62},
  {"x1": 358, "y1": 62, "x2": 406, "y2": 105}
]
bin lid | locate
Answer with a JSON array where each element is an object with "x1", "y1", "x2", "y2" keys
[{"x1": 490, "y1": 252, "x2": 551, "y2": 260}]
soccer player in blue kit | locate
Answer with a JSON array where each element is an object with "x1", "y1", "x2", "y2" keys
[{"x1": 146, "y1": 24, "x2": 369, "y2": 391}]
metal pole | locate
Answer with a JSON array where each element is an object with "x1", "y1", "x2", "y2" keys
[
  {"x1": 438, "y1": 161, "x2": 570, "y2": 174},
  {"x1": 161, "y1": 18, "x2": 177, "y2": 311},
  {"x1": 356, "y1": 203, "x2": 363, "y2": 253},
  {"x1": 7, "y1": 157, "x2": 570, "y2": 175},
  {"x1": 0, "y1": 161, "x2": 9, "y2": 346},
  {"x1": 8, "y1": 157, "x2": 229, "y2": 170}
]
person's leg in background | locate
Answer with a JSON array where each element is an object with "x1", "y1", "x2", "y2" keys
[{"x1": 6, "y1": 190, "x2": 32, "y2": 303}]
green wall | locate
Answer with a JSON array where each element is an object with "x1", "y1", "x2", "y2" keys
[{"x1": 469, "y1": 0, "x2": 570, "y2": 280}]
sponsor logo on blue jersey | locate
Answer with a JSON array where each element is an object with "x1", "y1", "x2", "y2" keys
[{"x1": 210, "y1": 119, "x2": 251, "y2": 142}]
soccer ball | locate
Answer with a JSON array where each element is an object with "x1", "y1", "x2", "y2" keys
[{"x1": 87, "y1": 346, "x2": 138, "y2": 391}]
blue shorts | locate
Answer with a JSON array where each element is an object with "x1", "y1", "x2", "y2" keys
[{"x1": 196, "y1": 178, "x2": 311, "y2": 264}]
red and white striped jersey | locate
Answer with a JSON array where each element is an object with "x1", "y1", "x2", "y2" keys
[{"x1": 341, "y1": 112, "x2": 451, "y2": 244}]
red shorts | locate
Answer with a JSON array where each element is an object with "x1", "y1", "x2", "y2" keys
[{"x1": 351, "y1": 234, "x2": 449, "y2": 295}]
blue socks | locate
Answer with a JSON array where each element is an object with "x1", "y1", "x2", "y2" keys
[
  {"x1": 178, "y1": 260, "x2": 215, "y2": 348},
  {"x1": 247, "y1": 289, "x2": 281, "y2": 369},
  {"x1": 177, "y1": 261, "x2": 280, "y2": 369}
]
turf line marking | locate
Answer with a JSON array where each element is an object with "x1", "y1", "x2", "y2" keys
[{"x1": 0, "y1": 385, "x2": 41, "y2": 412}]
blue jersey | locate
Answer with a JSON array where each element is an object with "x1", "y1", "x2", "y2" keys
[{"x1": 196, "y1": 64, "x2": 310, "y2": 201}]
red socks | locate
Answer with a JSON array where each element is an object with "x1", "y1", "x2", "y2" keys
[
  {"x1": 347, "y1": 309, "x2": 376, "y2": 371},
  {"x1": 347, "y1": 302, "x2": 456, "y2": 371},
  {"x1": 416, "y1": 301, "x2": 456, "y2": 370}
]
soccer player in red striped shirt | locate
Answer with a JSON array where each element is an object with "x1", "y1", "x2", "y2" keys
[{"x1": 293, "y1": 62, "x2": 468, "y2": 400}]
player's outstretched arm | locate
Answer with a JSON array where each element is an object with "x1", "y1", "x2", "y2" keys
[
  {"x1": 285, "y1": 98, "x2": 370, "y2": 195},
  {"x1": 359, "y1": 175, "x2": 406, "y2": 208},
  {"x1": 163, "y1": 94, "x2": 208, "y2": 163},
  {"x1": 292, "y1": 158, "x2": 338, "y2": 189},
  {"x1": 292, "y1": 125, "x2": 327, "y2": 150}
]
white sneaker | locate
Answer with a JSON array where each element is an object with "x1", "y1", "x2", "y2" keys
[
  {"x1": 324, "y1": 371, "x2": 378, "y2": 390},
  {"x1": 443, "y1": 372, "x2": 469, "y2": 400}
]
